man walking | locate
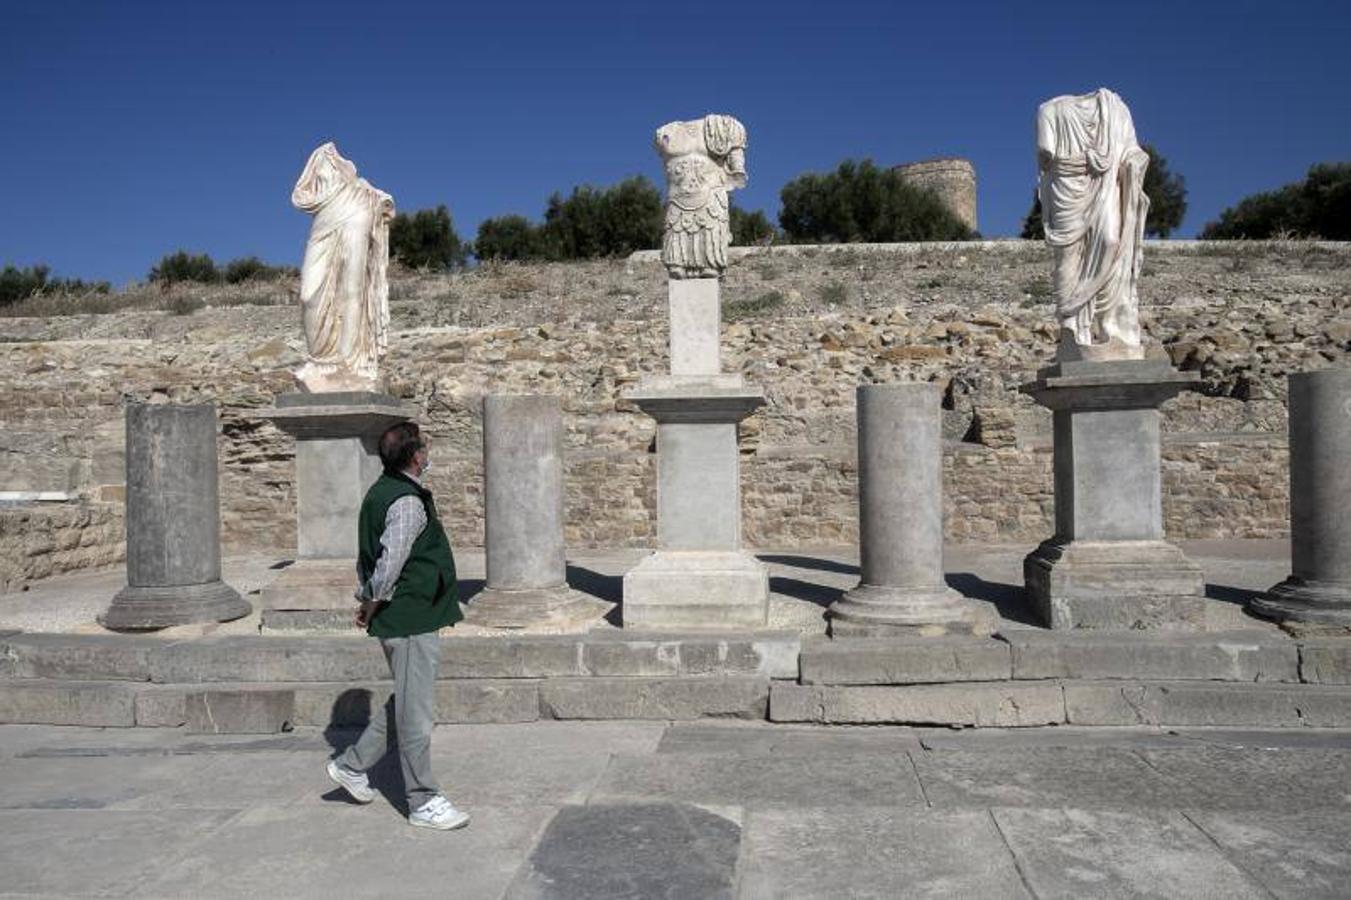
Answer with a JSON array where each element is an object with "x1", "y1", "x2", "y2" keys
[{"x1": 326, "y1": 421, "x2": 469, "y2": 830}]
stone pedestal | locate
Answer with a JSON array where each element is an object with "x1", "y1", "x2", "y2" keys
[
  {"x1": 100, "y1": 403, "x2": 249, "y2": 630},
  {"x1": 465, "y1": 395, "x2": 608, "y2": 629},
  {"x1": 830, "y1": 384, "x2": 991, "y2": 636},
  {"x1": 1022, "y1": 359, "x2": 1205, "y2": 629},
  {"x1": 1250, "y1": 369, "x2": 1351, "y2": 628},
  {"x1": 623, "y1": 384, "x2": 770, "y2": 629},
  {"x1": 257, "y1": 392, "x2": 414, "y2": 629}
]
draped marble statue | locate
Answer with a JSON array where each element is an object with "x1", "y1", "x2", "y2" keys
[
  {"x1": 290, "y1": 142, "x2": 395, "y2": 392},
  {"x1": 1036, "y1": 88, "x2": 1149, "y2": 361},
  {"x1": 654, "y1": 115, "x2": 748, "y2": 279}
]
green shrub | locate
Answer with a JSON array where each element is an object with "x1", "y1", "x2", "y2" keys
[
  {"x1": 725, "y1": 290, "x2": 785, "y2": 321},
  {"x1": 818, "y1": 282, "x2": 848, "y2": 305},
  {"x1": 730, "y1": 205, "x2": 778, "y2": 245},
  {"x1": 166, "y1": 294, "x2": 204, "y2": 316},
  {"x1": 1202, "y1": 162, "x2": 1351, "y2": 239},
  {"x1": 475, "y1": 177, "x2": 663, "y2": 262},
  {"x1": 779, "y1": 159, "x2": 974, "y2": 243},
  {"x1": 223, "y1": 256, "x2": 294, "y2": 283},
  {"x1": 390, "y1": 205, "x2": 469, "y2": 270},
  {"x1": 473, "y1": 215, "x2": 541, "y2": 262},
  {"x1": 0, "y1": 265, "x2": 110, "y2": 307},
  {"x1": 150, "y1": 251, "x2": 220, "y2": 285}
]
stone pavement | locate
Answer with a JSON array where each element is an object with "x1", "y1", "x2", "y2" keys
[{"x1": 2, "y1": 721, "x2": 1348, "y2": 898}]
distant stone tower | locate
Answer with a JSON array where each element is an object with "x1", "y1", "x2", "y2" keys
[{"x1": 893, "y1": 157, "x2": 978, "y2": 233}]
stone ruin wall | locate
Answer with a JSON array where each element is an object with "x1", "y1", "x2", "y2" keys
[
  {"x1": 893, "y1": 158, "x2": 978, "y2": 233},
  {"x1": 1, "y1": 241, "x2": 1347, "y2": 589}
]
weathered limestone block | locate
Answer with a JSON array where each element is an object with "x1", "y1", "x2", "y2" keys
[
  {"x1": 1064, "y1": 681, "x2": 1351, "y2": 727},
  {"x1": 539, "y1": 676, "x2": 769, "y2": 720},
  {"x1": 0, "y1": 680, "x2": 136, "y2": 726},
  {"x1": 770, "y1": 682, "x2": 1065, "y2": 726},
  {"x1": 1008, "y1": 631, "x2": 1299, "y2": 682},
  {"x1": 186, "y1": 688, "x2": 295, "y2": 734},
  {"x1": 798, "y1": 636, "x2": 1011, "y2": 685}
]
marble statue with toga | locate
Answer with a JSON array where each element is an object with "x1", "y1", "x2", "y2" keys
[
  {"x1": 290, "y1": 142, "x2": 395, "y2": 393},
  {"x1": 1035, "y1": 88, "x2": 1150, "y2": 361}
]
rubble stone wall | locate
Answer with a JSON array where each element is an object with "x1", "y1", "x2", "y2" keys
[{"x1": 1, "y1": 241, "x2": 1346, "y2": 586}]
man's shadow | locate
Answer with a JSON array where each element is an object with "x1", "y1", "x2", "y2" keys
[{"x1": 321, "y1": 690, "x2": 409, "y2": 815}]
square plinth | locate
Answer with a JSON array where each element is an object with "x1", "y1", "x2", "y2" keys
[
  {"x1": 1024, "y1": 539, "x2": 1206, "y2": 630},
  {"x1": 622, "y1": 551, "x2": 769, "y2": 629}
]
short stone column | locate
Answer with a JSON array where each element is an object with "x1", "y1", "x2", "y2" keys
[
  {"x1": 1250, "y1": 369, "x2": 1351, "y2": 628},
  {"x1": 100, "y1": 403, "x2": 249, "y2": 630},
  {"x1": 829, "y1": 383, "x2": 990, "y2": 636},
  {"x1": 257, "y1": 392, "x2": 415, "y2": 630},
  {"x1": 464, "y1": 395, "x2": 605, "y2": 628},
  {"x1": 1023, "y1": 359, "x2": 1205, "y2": 629}
]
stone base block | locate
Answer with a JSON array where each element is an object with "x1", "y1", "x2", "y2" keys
[
  {"x1": 770, "y1": 681, "x2": 1065, "y2": 727},
  {"x1": 186, "y1": 689, "x2": 294, "y2": 734},
  {"x1": 1064, "y1": 680, "x2": 1351, "y2": 727},
  {"x1": 464, "y1": 584, "x2": 612, "y2": 630},
  {"x1": 798, "y1": 636, "x2": 1012, "y2": 685},
  {"x1": 622, "y1": 551, "x2": 769, "y2": 629},
  {"x1": 1299, "y1": 640, "x2": 1351, "y2": 684},
  {"x1": 538, "y1": 676, "x2": 769, "y2": 720},
  {"x1": 0, "y1": 680, "x2": 136, "y2": 726},
  {"x1": 1007, "y1": 631, "x2": 1299, "y2": 682},
  {"x1": 258, "y1": 560, "x2": 357, "y2": 612},
  {"x1": 1249, "y1": 577, "x2": 1351, "y2": 628},
  {"x1": 1024, "y1": 539, "x2": 1205, "y2": 630},
  {"x1": 261, "y1": 609, "x2": 357, "y2": 632},
  {"x1": 100, "y1": 580, "x2": 251, "y2": 631},
  {"x1": 829, "y1": 584, "x2": 995, "y2": 637}
]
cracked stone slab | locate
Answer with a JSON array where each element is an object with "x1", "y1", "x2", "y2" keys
[
  {"x1": 505, "y1": 802, "x2": 740, "y2": 899},
  {"x1": 1186, "y1": 810, "x2": 1351, "y2": 898},
  {"x1": 991, "y1": 807, "x2": 1269, "y2": 898},
  {"x1": 740, "y1": 807, "x2": 1030, "y2": 898},
  {"x1": 1134, "y1": 747, "x2": 1351, "y2": 811},
  {"x1": 1064, "y1": 681, "x2": 1351, "y2": 727}
]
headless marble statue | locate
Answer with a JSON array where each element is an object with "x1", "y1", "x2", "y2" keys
[
  {"x1": 654, "y1": 115, "x2": 748, "y2": 279},
  {"x1": 290, "y1": 142, "x2": 395, "y2": 392},
  {"x1": 1036, "y1": 88, "x2": 1150, "y2": 361}
]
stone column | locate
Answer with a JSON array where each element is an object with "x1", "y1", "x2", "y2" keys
[
  {"x1": 100, "y1": 403, "x2": 249, "y2": 630},
  {"x1": 1250, "y1": 369, "x2": 1351, "y2": 628},
  {"x1": 1023, "y1": 359, "x2": 1205, "y2": 629},
  {"x1": 829, "y1": 383, "x2": 990, "y2": 636},
  {"x1": 464, "y1": 395, "x2": 605, "y2": 628},
  {"x1": 257, "y1": 392, "x2": 415, "y2": 630}
]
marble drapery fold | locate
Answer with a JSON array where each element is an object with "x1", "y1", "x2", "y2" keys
[
  {"x1": 655, "y1": 115, "x2": 748, "y2": 279},
  {"x1": 1036, "y1": 88, "x2": 1149, "y2": 360},
  {"x1": 290, "y1": 142, "x2": 395, "y2": 392}
]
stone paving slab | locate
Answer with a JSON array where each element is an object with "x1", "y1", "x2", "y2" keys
[
  {"x1": 911, "y1": 748, "x2": 1189, "y2": 810},
  {"x1": 739, "y1": 808, "x2": 1030, "y2": 899},
  {"x1": 591, "y1": 752, "x2": 926, "y2": 810},
  {"x1": 990, "y1": 807, "x2": 1269, "y2": 898},
  {"x1": 1135, "y1": 746, "x2": 1351, "y2": 811},
  {"x1": 656, "y1": 722, "x2": 923, "y2": 756},
  {"x1": 0, "y1": 751, "x2": 211, "y2": 810},
  {"x1": 1186, "y1": 810, "x2": 1351, "y2": 899},
  {"x1": 1065, "y1": 680, "x2": 1351, "y2": 727},
  {"x1": 0, "y1": 809, "x2": 241, "y2": 897},
  {"x1": 140, "y1": 801, "x2": 553, "y2": 900},
  {"x1": 506, "y1": 803, "x2": 741, "y2": 900}
]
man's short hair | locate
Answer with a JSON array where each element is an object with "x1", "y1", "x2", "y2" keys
[{"x1": 379, "y1": 421, "x2": 423, "y2": 472}]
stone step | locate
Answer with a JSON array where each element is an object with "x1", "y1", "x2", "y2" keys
[
  {"x1": 0, "y1": 631, "x2": 800, "y2": 683},
  {"x1": 798, "y1": 636, "x2": 1011, "y2": 685},
  {"x1": 0, "y1": 680, "x2": 138, "y2": 727},
  {"x1": 770, "y1": 680, "x2": 1351, "y2": 728},
  {"x1": 771, "y1": 681, "x2": 1064, "y2": 727},
  {"x1": 1004, "y1": 631, "x2": 1301, "y2": 683}
]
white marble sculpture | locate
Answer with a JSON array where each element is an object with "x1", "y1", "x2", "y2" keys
[
  {"x1": 1036, "y1": 88, "x2": 1150, "y2": 361},
  {"x1": 654, "y1": 115, "x2": 748, "y2": 279},
  {"x1": 290, "y1": 142, "x2": 395, "y2": 392}
]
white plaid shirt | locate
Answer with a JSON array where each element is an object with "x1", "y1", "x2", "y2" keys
[{"x1": 356, "y1": 479, "x2": 428, "y2": 604}]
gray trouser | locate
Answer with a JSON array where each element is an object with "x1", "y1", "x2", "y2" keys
[{"x1": 338, "y1": 632, "x2": 442, "y2": 809}]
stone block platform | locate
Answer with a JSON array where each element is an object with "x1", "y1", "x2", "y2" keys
[{"x1": 2, "y1": 541, "x2": 1349, "y2": 732}]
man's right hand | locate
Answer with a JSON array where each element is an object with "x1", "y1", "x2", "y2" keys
[{"x1": 354, "y1": 600, "x2": 379, "y2": 628}]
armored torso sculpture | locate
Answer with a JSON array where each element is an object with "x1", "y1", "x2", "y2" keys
[
  {"x1": 290, "y1": 142, "x2": 395, "y2": 392},
  {"x1": 1036, "y1": 88, "x2": 1149, "y2": 360},
  {"x1": 654, "y1": 115, "x2": 748, "y2": 279}
]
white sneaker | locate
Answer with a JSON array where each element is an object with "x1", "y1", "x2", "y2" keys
[
  {"x1": 409, "y1": 795, "x2": 470, "y2": 830},
  {"x1": 326, "y1": 759, "x2": 376, "y2": 804}
]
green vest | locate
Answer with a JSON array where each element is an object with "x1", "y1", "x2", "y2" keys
[{"x1": 357, "y1": 471, "x2": 462, "y2": 637}]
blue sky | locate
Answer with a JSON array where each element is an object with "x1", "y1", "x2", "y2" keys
[{"x1": 2, "y1": 0, "x2": 1348, "y2": 285}]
